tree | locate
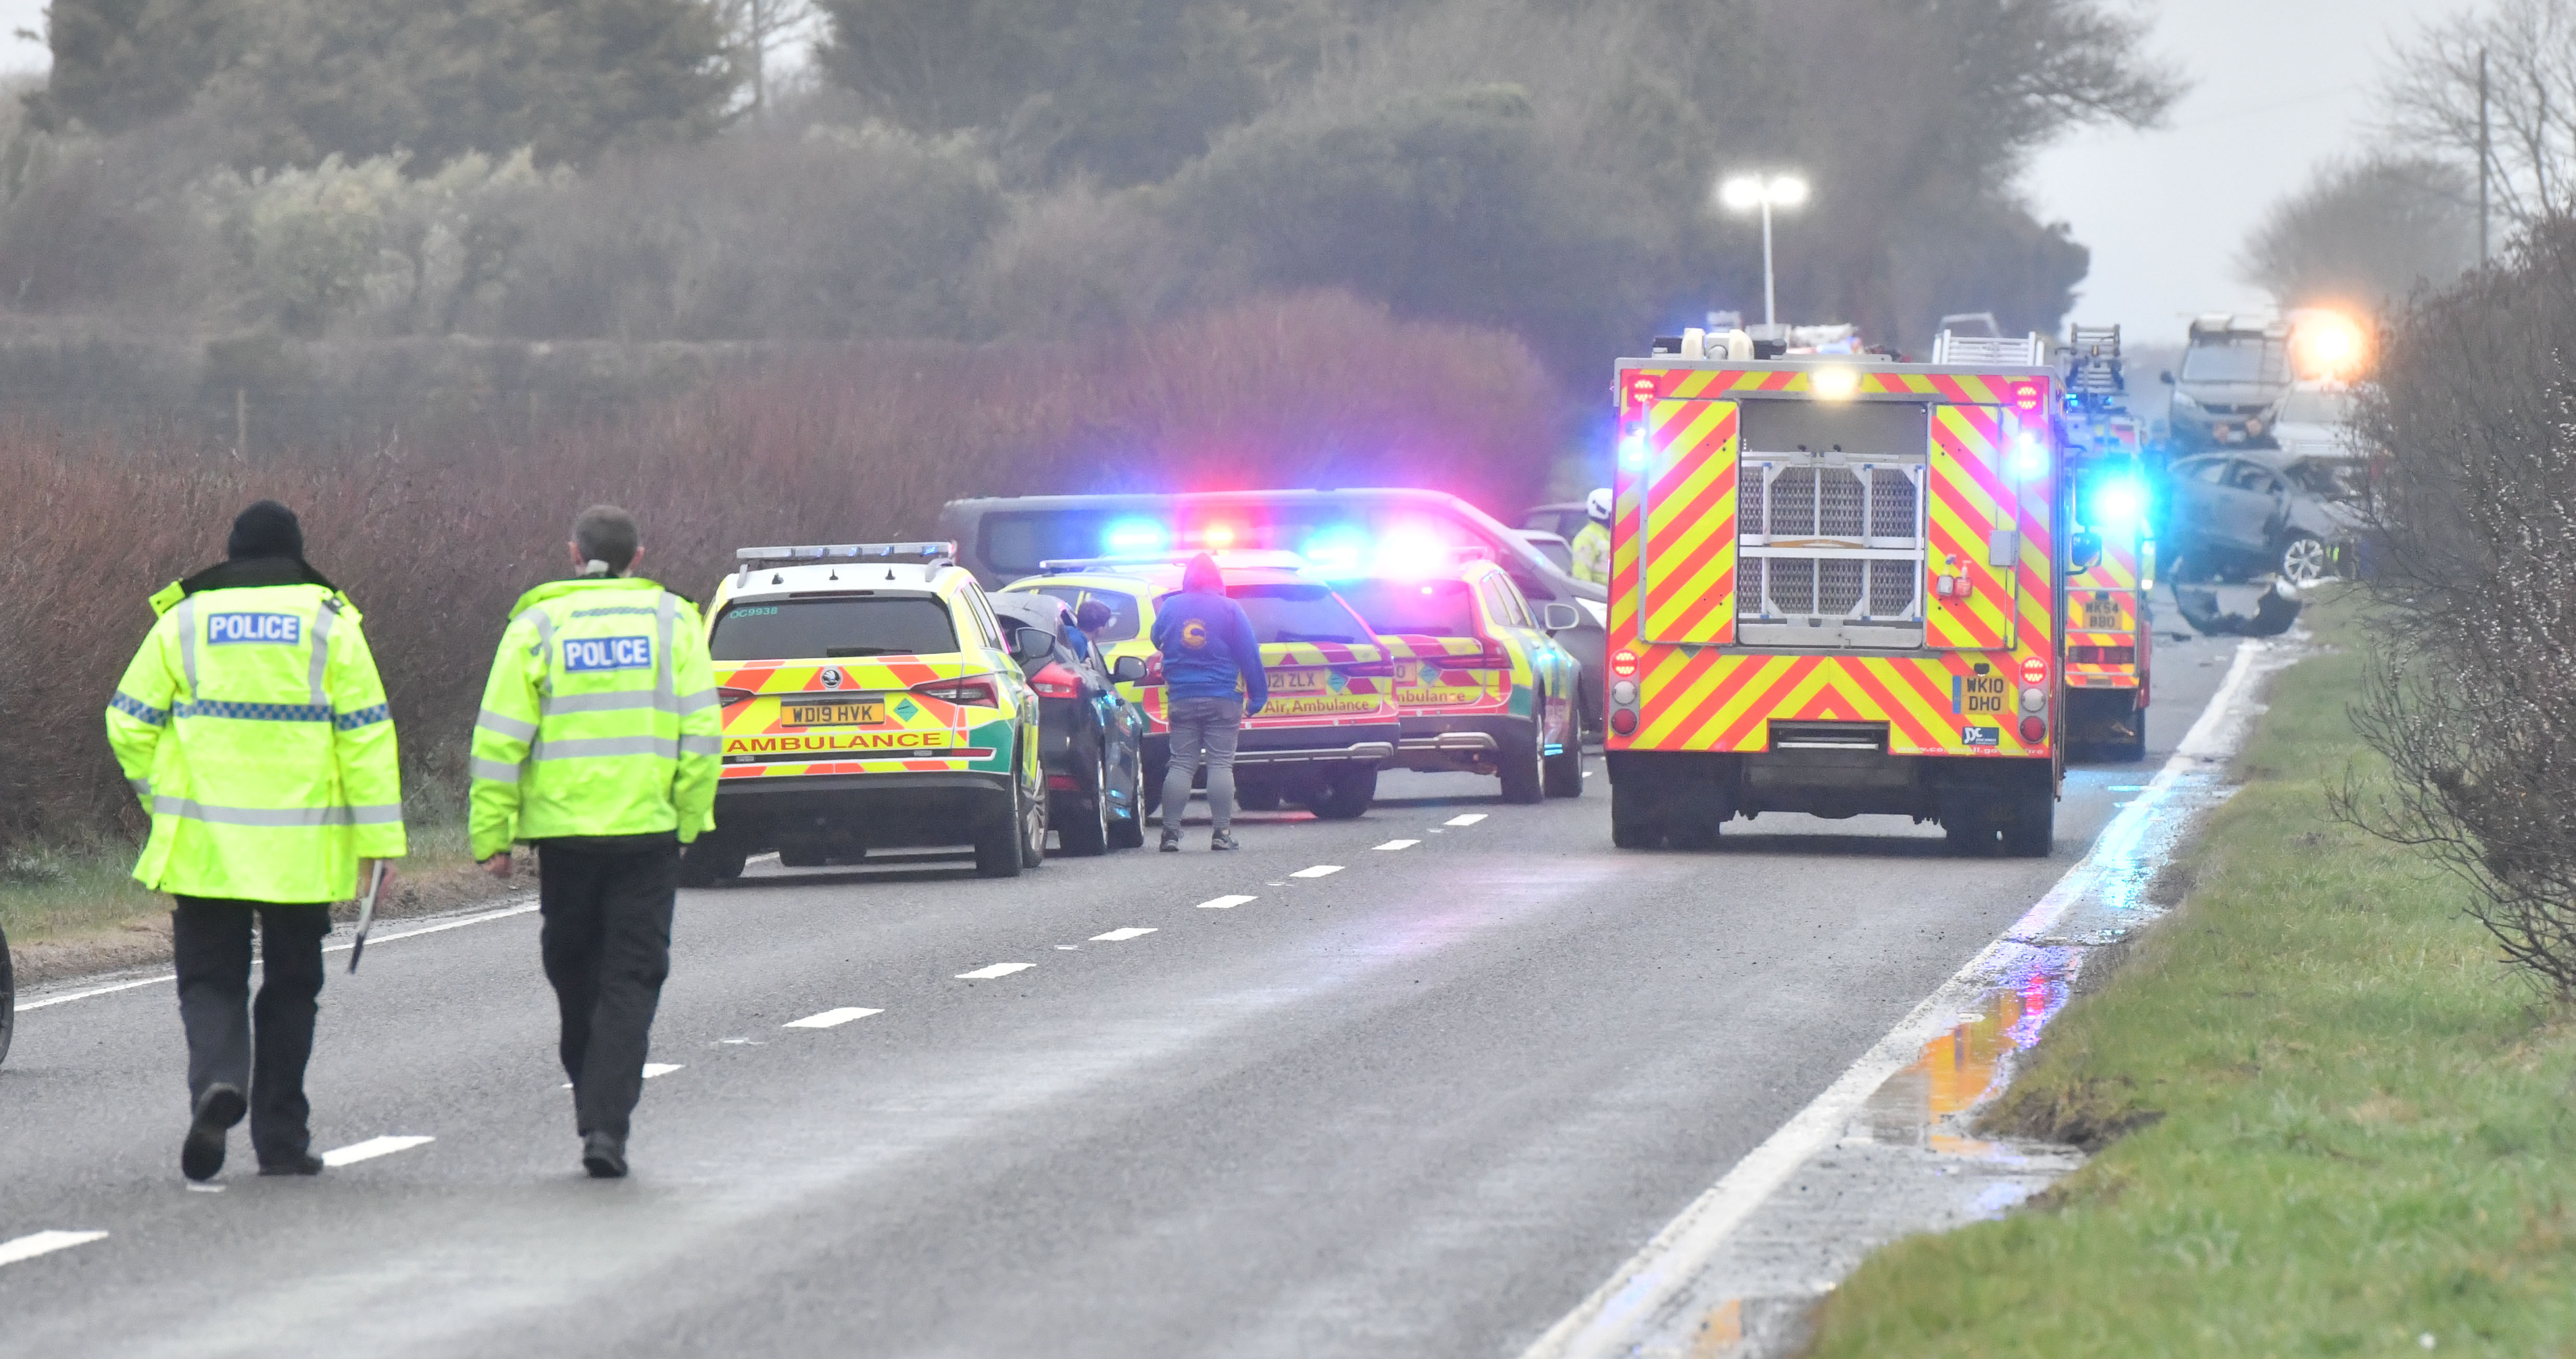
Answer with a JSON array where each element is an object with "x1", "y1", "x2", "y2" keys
[
  {"x1": 30, "y1": 0, "x2": 738, "y2": 170},
  {"x1": 2382, "y1": 0, "x2": 2576, "y2": 234},
  {"x1": 2239, "y1": 156, "x2": 2478, "y2": 310}
]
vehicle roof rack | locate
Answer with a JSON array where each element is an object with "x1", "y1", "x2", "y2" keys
[
  {"x1": 2064, "y1": 324, "x2": 2124, "y2": 410},
  {"x1": 1930, "y1": 330, "x2": 2048, "y2": 366}
]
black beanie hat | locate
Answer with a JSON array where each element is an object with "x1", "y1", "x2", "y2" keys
[{"x1": 227, "y1": 500, "x2": 304, "y2": 561}]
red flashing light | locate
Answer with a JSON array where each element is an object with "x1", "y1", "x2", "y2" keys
[
  {"x1": 2019, "y1": 656, "x2": 2048, "y2": 687},
  {"x1": 2018, "y1": 714, "x2": 2046, "y2": 743},
  {"x1": 2011, "y1": 381, "x2": 2045, "y2": 414},
  {"x1": 1611, "y1": 650, "x2": 1639, "y2": 678},
  {"x1": 1611, "y1": 708, "x2": 1639, "y2": 736},
  {"x1": 1030, "y1": 662, "x2": 1082, "y2": 700}
]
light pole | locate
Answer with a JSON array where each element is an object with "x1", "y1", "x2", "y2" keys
[{"x1": 1718, "y1": 174, "x2": 1809, "y2": 331}]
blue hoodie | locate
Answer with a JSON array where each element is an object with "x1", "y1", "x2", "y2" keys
[{"x1": 1153, "y1": 589, "x2": 1268, "y2": 712}]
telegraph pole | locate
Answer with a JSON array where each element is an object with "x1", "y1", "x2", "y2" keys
[{"x1": 2480, "y1": 47, "x2": 2492, "y2": 265}]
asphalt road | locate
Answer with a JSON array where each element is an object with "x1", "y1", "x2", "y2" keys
[{"x1": 0, "y1": 625, "x2": 2233, "y2": 1359}]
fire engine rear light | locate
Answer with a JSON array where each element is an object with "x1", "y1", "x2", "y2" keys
[
  {"x1": 1611, "y1": 650, "x2": 1639, "y2": 678},
  {"x1": 1611, "y1": 708, "x2": 1639, "y2": 736},
  {"x1": 1030, "y1": 663, "x2": 1082, "y2": 700},
  {"x1": 1611, "y1": 680, "x2": 1638, "y2": 706},
  {"x1": 2018, "y1": 715, "x2": 2046, "y2": 743},
  {"x1": 912, "y1": 676, "x2": 999, "y2": 707},
  {"x1": 2020, "y1": 686, "x2": 2046, "y2": 713}
]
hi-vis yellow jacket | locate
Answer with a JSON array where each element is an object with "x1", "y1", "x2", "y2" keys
[
  {"x1": 468, "y1": 576, "x2": 720, "y2": 861},
  {"x1": 106, "y1": 565, "x2": 406, "y2": 903}
]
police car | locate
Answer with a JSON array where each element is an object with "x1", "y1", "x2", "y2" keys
[
  {"x1": 1002, "y1": 553, "x2": 1400, "y2": 819},
  {"x1": 683, "y1": 542, "x2": 1049, "y2": 882},
  {"x1": 1330, "y1": 551, "x2": 1586, "y2": 801}
]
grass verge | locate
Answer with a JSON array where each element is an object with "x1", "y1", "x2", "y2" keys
[{"x1": 1807, "y1": 589, "x2": 2576, "y2": 1355}]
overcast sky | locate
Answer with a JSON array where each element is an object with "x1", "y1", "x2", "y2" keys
[
  {"x1": 2024, "y1": 0, "x2": 2481, "y2": 342},
  {"x1": 0, "y1": 0, "x2": 2489, "y2": 346}
]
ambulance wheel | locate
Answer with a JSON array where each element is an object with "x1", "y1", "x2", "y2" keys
[
  {"x1": 678, "y1": 836, "x2": 747, "y2": 886},
  {"x1": 0, "y1": 926, "x2": 14, "y2": 1068},
  {"x1": 1307, "y1": 767, "x2": 1376, "y2": 820},
  {"x1": 1498, "y1": 725, "x2": 1545, "y2": 804},
  {"x1": 1611, "y1": 782, "x2": 1658, "y2": 848},
  {"x1": 2003, "y1": 791, "x2": 2055, "y2": 858},
  {"x1": 1020, "y1": 776, "x2": 1050, "y2": 869},
  {"x1": 1058, "y1": 756, "x2": 1112, "y2": 858},
  {"x1": 1544, "y1": 744, "x2": 1584, "y2": 799},
  {"x1": 975, "y1": 793, "x2": 1026, "y2": 879}
]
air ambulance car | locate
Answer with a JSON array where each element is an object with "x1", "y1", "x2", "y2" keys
[
  {"x1": 685, "y1": 542, "x2": 1049, "y2": 883},
  {"x1": 2060, "y1": 325, "x2": 2154, "y2": 762},
  {"x1": 1326, "y1": 550, "x2": 1586, "y2": 802},
  {"x1": 1604, "y1": 329, "x2": 2067, "y2": 855},
  {"x1": 1002, "y1": 553, "x2": 1400, "y2": 819}
]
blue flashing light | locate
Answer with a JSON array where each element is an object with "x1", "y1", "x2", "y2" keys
[
  {"x1": 2013, "y1": 435, "x2": 2049, "y2": 478},
  {"x1": 1101, "y1": 517, "x2": 1170, "y2": 555},
  {"x1": 1302, "y1": 525, "x2": 1371, "y2": 578},
  {"x1": 2086, "y1": 476, "x2": 2146, "y2": 532},
  {"x1": 1618, "y1": 430, "x2": 1649, "y2": 471}
]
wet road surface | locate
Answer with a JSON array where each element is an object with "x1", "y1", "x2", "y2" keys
[{"x1": 0, "y1": 626, "x2": 2233, "y2": 1358}]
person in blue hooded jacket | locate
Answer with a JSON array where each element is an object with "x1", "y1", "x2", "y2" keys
[{"x1": 1150, "y1": 553, "x2": 1267, "y2": 851}]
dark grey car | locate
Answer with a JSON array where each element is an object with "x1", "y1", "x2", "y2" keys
[{"x1": 2163, "y1": 451, "x2": 2363, "y2": 585}]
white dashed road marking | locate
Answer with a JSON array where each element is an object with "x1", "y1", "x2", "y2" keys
[
  {"x1": 783, "y1": 1007, "x2": 882, "y2": 1030},
  {"x1": 320, "y1": 1135, "x2": 434, "y2": 1168},
  {"x1": 1444, "y1": 813, "x2": 1488, "y2": 826},
  {"x1": 642, "y1": 1063, "x2": 684, "y2": 1079},
  {"x1": 1197, "y1": 895, "x2": 1257, "y2": 909},
  {"x1": 956, "y1": 963, "x2": 1034, "y2": 980},
  {"x1": 1374, "y1": 839, "x2": 1420, "y2": 851},
  {"x1": 1089, "y1": 928, "x2": 1156, "y2": 942},
  {"x1": 0, "y1": 1231, "x2": 107, "y2": 1267},
  {"x1": 1290, "y1": 865, "x2": 1344, "y2": 879}
]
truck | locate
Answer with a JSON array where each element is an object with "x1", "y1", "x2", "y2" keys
[
  {"x1": 1602, "y1": 328, "x2": 2066, "y2": 855},
  {"x1": 2059, "y1": 325, "x2": 2154, "y2": 761}
]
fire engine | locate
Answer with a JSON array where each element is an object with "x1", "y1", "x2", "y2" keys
[
  {"x1": 2059, "y1": 325, "x2": 2153, "y2": 761},
  {"x1": 1602, "y1": 327, "x2": 2066, "y2": 855}
]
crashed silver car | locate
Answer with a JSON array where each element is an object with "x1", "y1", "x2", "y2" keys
[{"x1": 2163, "y1": 449, "x2": 2364, "y2": 585}]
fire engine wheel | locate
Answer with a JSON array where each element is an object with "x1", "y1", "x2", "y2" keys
[
  {"x1": 1543, "y1": 743, "x2": 1584, "y2": 799},
  {"x1": 1609, "y1": 782, "x2": 1665, "y2": 848},
  {"x1": 2003, "y1": 792, "x2": 2055, "y2": 858},
  {"x1": 0, "y1": 925, "x2": 14, "y2": 1068},
  {"x1": 678, "y1": 835, "x2": 748, "y2": 887},
  {"x1": 1498, "y1": 724, "x2": 1545, "y2": 804},
  {"x1": 2114, "y1": 707, "x2": 2149, "y2": 764},
  {"x1": 1306, "y1": 767, "x2": 1377, "y2": 820},
  {"x1": 1944, "y1": 814, "x2": 2001, "y2": 856},
  {"x1": 1059, "y1": 755, "x2": 1112, "y2": 858},
  {"x1": 2278, "y1": 534, "x2": 2330, "y2": 586}
]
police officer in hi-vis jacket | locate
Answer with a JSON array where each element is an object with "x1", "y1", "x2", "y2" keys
[
  {"x1": 468, "y1": 505, "x2": 719, "y2": 1179},
  {"x1": 106, "y1": 500, "x2": 406, "y2": 1182}
]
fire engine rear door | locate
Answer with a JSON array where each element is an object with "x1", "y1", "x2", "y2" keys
[
  {"x1": 1925, "y1": 404, "x2": 2020, "y2": 650},
  {"x1": 1638, "y1": 398, "x2": 1739, "y2": 647}
]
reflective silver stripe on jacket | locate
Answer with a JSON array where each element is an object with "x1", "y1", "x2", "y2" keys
[
  {"x1": 129, "y1": 778, "x2": 151, "y2": 799},
  {"x1": 306, "y1": 600, "x2": 337, "y2": 708},
  {"x1": 679, "y1": 734, "x2": 722, "y2": 756},
  {"x1": 152, "y1": 797, "x2": 403, "y2": 826},
  {"x1": 475, "y1": 708, "x2": 538, "y2": 741},
  {"x1": 568, "y1": 606, "x2": 657, "y2": 619},
  {"x1": 541, "y1": 690, "x2": 666, "y2": 716},
  {"x1": 467, "y1": 756, "x2": 523, "y2": 782},
  {"x1": 677, "y1": 687, "x2": 719, "y2": 715},
  {"x1": 658, "y1": 593, "x2": 679, "y2": 760},
  {"x1": 530, "y1": 735, "x2": 671, "y2": 761},
  {"x1": 175, "y1": 597, "x2": 199, "y2": 694}
]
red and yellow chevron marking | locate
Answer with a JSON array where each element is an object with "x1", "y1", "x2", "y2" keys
[
  {"x1": 1632, "y1": 368, "x2": 2044, "y2": 407},
  {"x1": 1640, "y1": 399, "x2": 1738, "y2": 645},
  {"x1": 2071, "y1": 535, "x2": 2144, "y2": 592},
  {"x1": 1925, "y1": 405, "x2": 2016, "y2": 649},
  {"x1": 1618, "y1": 651, "x2": 2044, "y2": 756}
]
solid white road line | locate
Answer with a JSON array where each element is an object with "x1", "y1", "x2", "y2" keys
[
  {"x1": 320, "y1": 1135, "x2": 434, "y2": 1168},
  {"x1": 1196, "y1": 895, "x2": 1257, "y2": 910},
  {"x1": 1289, "y1": 864, "x2": 1344, "y2": 879},
  {"x1": 1444, "y1": 813, "x2": 1488, "y2": 826},
  {"x1": 955, "y1": 963, "x2": 1034, "y2": 980},
  {"x1": 0, "y1": 1231, "x2": 108, "y2": 1267},
  {"x1": 783, "y1": 1007, "x2": 883, "y2": 1030},
  {"x1": 1089, "y1": 928, "x2": 1157, "y2": 942},
  {"x1": 1519, "y1": 638, "x2": 2271, "y2": 1359},
  {"x1": 1374, "y1": 839, "x2": 1420, "y2": 851},
  {"x1": 641, "y1": 1063, "x2": 684, "y2": 1079}
]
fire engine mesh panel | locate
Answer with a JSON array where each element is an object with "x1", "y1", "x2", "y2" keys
[
  {"x1": 1818, "y1": 559, "x2": 1865, "y2": 615},
  {"x1": 1818, "y1": 470, "x2": 1865, "y2": 538},
  {"x1": 1740, "y1": 557, "x2": 1764, "y2": 614},
  {"x1": 1738, "y1": 472, "x2": 1765, "y2": 536},
  {"x1": 1869, "y1": 560, "x2": 1916, "y2": 615},
  {"x1": 1768, "y1": 559, "x2": 1815, "y2": 614},
  {"x1": 1871, "y1": 470, "x2": 1917, "y2": 539},
  {"x1": 1770, "y1": 468, "x2": 1816, "y2": 536}
]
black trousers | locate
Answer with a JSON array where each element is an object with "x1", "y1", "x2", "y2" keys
[
  {"x1": 171, "y1": 896, "x2": 332, "y2": 1164},
  {"x1": 537, "y1": 839, "x2": 678, "y2": 1142}
]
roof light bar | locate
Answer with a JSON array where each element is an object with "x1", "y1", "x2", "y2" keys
[{"x1": 734, "y1": 541, "x2": 959, "y2": 564}]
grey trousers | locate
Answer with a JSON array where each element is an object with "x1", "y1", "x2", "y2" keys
[{"x1": 1162, "y1": 695, "x2": 1245, "y2": 833}]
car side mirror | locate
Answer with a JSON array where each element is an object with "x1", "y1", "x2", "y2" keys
[
  {"x1": 1111, "y1": 654, "x2": 1147, "y2": 683},
  {"x1": 1541, "y1": 602, "x2": 1582, "y2": 632},
  {"x1": 2159, "y1": 370, "x2": 2175, "y2": 385},
  {"x1": 2068, "y1": 530, "x2": 2103, "y2": 574},
  {"x1": 1012, "y1": 627, "x2": 1055, "y2": 666}
]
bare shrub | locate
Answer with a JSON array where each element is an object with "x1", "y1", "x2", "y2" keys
[
  {"x1": 2335, "y1": 216, "x2": 2576, "y2": 993},
  {"x1": 15, "y1": 290, "x2": 1555, "y2": 845}
]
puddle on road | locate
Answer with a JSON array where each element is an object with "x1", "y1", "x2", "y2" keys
[{"x1": 1853, "y1": 945, "x2": 2077, "y2": 1163}]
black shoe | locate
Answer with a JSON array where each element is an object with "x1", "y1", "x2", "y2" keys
[
  {"x1": 182, "y1": 1084, "x2": 246, "y2": 1182},
  {"x1": 258, "y1": 1152, "x2": 325, "y2": 1176},
  {"x1": 1209, "y1": 830, "x2": 1241, "y2": 851},
  {"x1": 1159, "y1": 830, "x2": 1182, "y2": 853},
  {"x1": 582, "y1": 1131, "x2": 628, "y2": 1179}
]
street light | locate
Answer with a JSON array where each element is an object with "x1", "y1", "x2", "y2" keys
[{"x1": 1718, "y1": 173, "x2": 1809, "y2": 331}]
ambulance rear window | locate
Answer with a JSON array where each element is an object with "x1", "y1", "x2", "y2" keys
[
  {"x1": 710, "y1": 596, "x2": 958, "y2": 661},
  {"x1": 1333, "y1": 578, "x2": 1477, "y2": 638},
  {"x1": 1225, "y1": 583, "x2": 1373, "y2": 645}
]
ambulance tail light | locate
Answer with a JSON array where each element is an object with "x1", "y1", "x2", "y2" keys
[
  {"x1": 1341, "y1": 659, "x2": 1397, "y2": 679},
  {"x1": 1046, "y1": 773, "x2": 1081, "y2": 790},
  {"x1": 2018, "y1": 714, "x2": 2046, "y2": 743},
  {"x1": 1029, "y1": 662, "x2": 1082, "y2": 700},
  {"x1": 716, "y1": 686, "x2": 759, "y2": 708},
  {"x1": 1468, "y1": 643, "x2": 1511, "y2": 670},
  {"x1": 914, "y1": 676, "x2": 1000, "y2": 708}
]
